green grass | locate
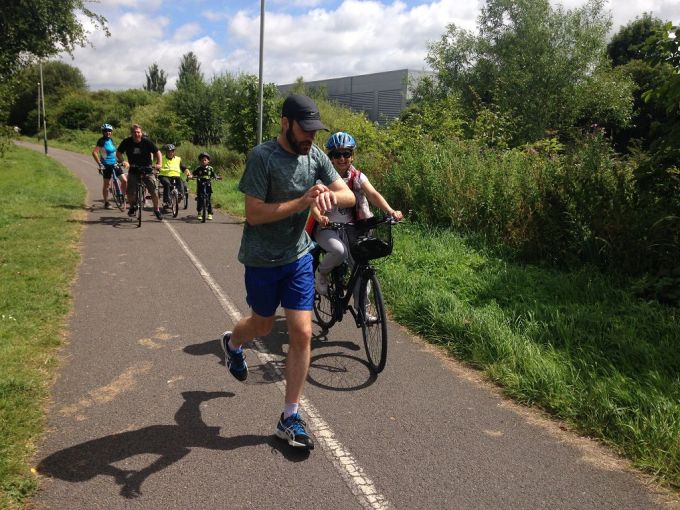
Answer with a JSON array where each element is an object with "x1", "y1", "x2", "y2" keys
[
  {"x1": 0, "y1": 146, "x2": 85, "y2": 509},
  {"x1": 376, "y1": 223, "x2": 680, "y2": 488}
]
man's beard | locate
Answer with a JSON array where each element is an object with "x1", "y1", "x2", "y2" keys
[{"x1": 286, "y1": 125, "x2": 312, "y2": 155}]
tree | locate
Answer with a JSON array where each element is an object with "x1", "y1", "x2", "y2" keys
[
  {"x1": 422, "y1": 0, "x2": 633, "y2": 145},
  {"x1": 608, "y1": 15, "x2": 673, "y2": 152},
  {"x1": 224, "y1": 74, "x2": 278, "y2": 153},
  {"x1": 8, "y1": 61, "x2": 87, "y2": 134},
  {"x1": 0, "y1": 0, "x2": 108, "y2": 82},
  {"x1": 177, "y1": 52, "x2": 203, "y2": 89},
  {"x1": 144, "y1": 63, "x2": 167, "y2": 94},
  {"x1": 607, "y1": 13, "x2": 666, "y2": 66}
]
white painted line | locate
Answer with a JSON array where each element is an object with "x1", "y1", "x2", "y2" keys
[{"x1": 164, "y1": 221, "x2": 391, "y2": 510}]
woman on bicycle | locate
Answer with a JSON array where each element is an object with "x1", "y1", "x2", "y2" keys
[
  {"x1": 159, "y1": 144, "x2": 192, "y2": 210},
  {"x1": 310, "y1": 131, "x2": 403, "y2": 294},
  {"x1": 92, "y1": 123, "x2": 127, "y2": 209}
]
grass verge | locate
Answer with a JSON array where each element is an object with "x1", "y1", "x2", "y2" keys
[
  {"x1": 376, "y1": 223, "x2": 680, "y2": 489},
  {"x1": 0, "y1": 146, "x2": 85, "y2": 509}
]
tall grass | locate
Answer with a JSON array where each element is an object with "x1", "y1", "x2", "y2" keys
[
  {"x1": 0, "y1": 146, "x2": 84, "y2": 508},
  {"x1": 377, "y1": 223, "x2": 680, "y2": 487},
  {"x1": 370, "y1": 131, "x2": 678, "y2": 287}
]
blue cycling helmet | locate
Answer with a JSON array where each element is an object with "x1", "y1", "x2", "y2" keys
[
  {"x1": 101, "y1": 123, "x2": 113, "y2": 132},
  {"x1": 325, "y1": 132, "x2": 356, "y2": 151}
]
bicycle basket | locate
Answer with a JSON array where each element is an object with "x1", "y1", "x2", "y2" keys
[{"x1": 349, "y1": 220, "x2": 393, "y2": 261}]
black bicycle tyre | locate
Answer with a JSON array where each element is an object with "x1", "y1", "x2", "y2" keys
[
  {"x1": 359, "y1": 273, "x2": 388, "y2": 374},
  {"x1": 171, "y1": 189, "x2": 179, "y2": 217},
  {"x1": 182, "y1": 183, "x2": 189, "y2": 209},
  {"x1": 201, "y1": 192, "x2": 207, "y2": 223},
  {"x1": 136, "y1": 182, "x2": 144, "y2": 227},
  {"x1": 313, "y1": 279, "x2": 338, "y2": 330},
  {"x1": 111, "y1": 178, "x2": 125, "y2": 210}
]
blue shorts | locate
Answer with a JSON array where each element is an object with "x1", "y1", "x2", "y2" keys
[{"x1": 245, "y1": 253, "x2": 314, "y2": 317}]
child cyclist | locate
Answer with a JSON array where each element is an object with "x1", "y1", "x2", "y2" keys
[
  {"x1": 193, "y1": 152, "x2": 217, "y2": 220},
  {"x1": 310, "y1": 132, "x2": 403, "y2": 295},
  {"x1": 92, "y1": 123, "x2": 127, "y2": 209},
  {"x1": 159, "y1": 144, "x2": 192, "y2": 210}
]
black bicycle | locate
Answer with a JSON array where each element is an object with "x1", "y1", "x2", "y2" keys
[
  {"x1": 130, "y1": 165, "x2": 155, "y2": 227},
  {"x1": 190, "y1": 175, "x2": 222, "y2": 223},
  {"x1": 161, "y1": 177, "x2": 188, "y2": 218},
  {"x1": 99, "y1": 163, "x2": 126, "y2": 211},
  {"x1": 313, "y1": 215, "x2": 396, "y2": 374}
]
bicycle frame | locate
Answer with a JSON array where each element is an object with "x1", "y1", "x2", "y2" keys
[{"x1": 330, "y1": 261, "x2": 374, "y2": 327}]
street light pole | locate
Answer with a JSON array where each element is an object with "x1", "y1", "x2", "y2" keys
[
  {"x1": 39, "y1": 62, "x2": 48, "y2": 154},
  {"x1": 37, "y1": 82, "x2": 41, "y2": 134},
  {"x1": 256, "y1": 0, "x2": 265, "y2": 145}
]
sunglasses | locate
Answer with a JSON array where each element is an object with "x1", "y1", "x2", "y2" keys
[{"x1": 331, "y1": 151, "x2": 353, "y2": 159}]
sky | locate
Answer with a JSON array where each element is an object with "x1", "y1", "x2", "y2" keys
[{"x1": 59, "y1": 0, "x2": 680, "y2": 91}]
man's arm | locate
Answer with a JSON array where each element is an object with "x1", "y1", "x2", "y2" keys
[
  {"x1": 153, "y1": 150, "x2": 162, "y2": 170},
  {"x1": 328, "y1": 177, "x2": 355, "y2": 209},
  {"x1": 115, "y1": 150, "x2": 124, "y2": 164},
  {"x1": 245, "y1": 179, "x2": 355, "y2": 226}
]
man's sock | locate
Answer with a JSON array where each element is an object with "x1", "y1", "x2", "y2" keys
[
  {"x1": 227, "y1": 338, "x2": 241, "y2": 352},
  {"x1": 283, "y1": 402, "x2": 299, "y2": 420}
]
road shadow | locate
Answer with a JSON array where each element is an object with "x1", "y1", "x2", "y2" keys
[
  {"x1": 37, "y1": 391, "x2": 308, "y2": 498},
  {"x1": 183, "y1": 318, "x2": 375, "y2": 391}
]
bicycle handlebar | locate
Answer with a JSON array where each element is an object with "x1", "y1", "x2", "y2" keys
[{"x1": 323, "y1": 214, "x2": 399, "y2": 231}]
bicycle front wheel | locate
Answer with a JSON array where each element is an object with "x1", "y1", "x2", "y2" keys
[
  {"x1": 111, "y1": 178, "x2": 125, "y2": 210},
  {"x1": 171, "y1": 190, "x2": 179, "y2": 217},
  {"x1": 359, "y1": 273, "x2": 388, "y2": 374},
  {"x1": 136, "y1": 184, "x2": 144, "y2": 227}
]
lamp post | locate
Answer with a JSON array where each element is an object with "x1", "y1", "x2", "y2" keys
[
  {"x1": 39, "y1": 62, "x2": 48, "y2": 154},
  {"x1": 256, "y1": 0, "x2": 265, "y2": 145}
]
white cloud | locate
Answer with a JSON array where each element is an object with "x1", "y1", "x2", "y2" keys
[
  {"x1": 59, "y1": 0, "x2": 679, "y2": 91},
  {"x1": 223, "y1": 0, "x2": 483, "y2": 84}
]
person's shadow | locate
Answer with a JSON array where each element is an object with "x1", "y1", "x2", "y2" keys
[{"x1": 37, "y1": 390, "x2": 307, "y2": 498}]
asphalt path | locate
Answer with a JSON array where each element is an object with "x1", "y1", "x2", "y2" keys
[{"x1": 21, "y1": 142, "x2": 678, "y2": 509}]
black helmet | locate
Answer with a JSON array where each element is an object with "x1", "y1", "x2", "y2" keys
[
  {"x1": 198, "y1": 152, "x2": 210, "y2": 161},
  {"x1": 163, "y1": 143, "x2": 176, "y2": 151}
]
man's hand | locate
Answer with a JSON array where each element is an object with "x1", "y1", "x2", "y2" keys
[
  {"x1": 317, "y1": 215, "x2": 330, "y2": 227},
  {"x1": 304, "y1": 184, "x2": 337, "y2": 214}
]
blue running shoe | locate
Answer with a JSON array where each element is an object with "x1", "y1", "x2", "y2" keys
[
  {"x1": 275, "y1": 413, "x2": 314, "y2": 450},
  {"x1": 220, "y1": 331, "x2": 248, "y2": 381}
]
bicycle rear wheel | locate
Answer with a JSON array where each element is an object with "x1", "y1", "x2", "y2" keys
[
  {"x1": 359, "y1": 272, "x2": 387, "y2": 374},
  {"x1": 171, "y1": 189, "x2": 179, "y2": 217}
]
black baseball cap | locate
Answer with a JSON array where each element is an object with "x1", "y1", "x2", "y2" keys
[{"x1": 282, "y1": 94, "x2": 329, "y2": 131}]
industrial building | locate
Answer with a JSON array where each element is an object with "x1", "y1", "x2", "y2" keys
[{"x1": 278, "y1": 69, "x2": 434, "y2": 124}]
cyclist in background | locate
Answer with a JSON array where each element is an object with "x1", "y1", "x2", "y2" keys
[
  {"x1": 115, "y1": 124, "x2": 163, "y2": 220},
  {"x1": 310, "y1": 131, "x2": 403, "y2": 295},
  {"x1": 193, "y1": 152, "x2": 216, "y2": 221},
  {"x1": 92, "y1": 123, "x2": 127, "y2": 209},
  {"x1": 159, "y1": 144, "x2": 192, "y2": 211}
]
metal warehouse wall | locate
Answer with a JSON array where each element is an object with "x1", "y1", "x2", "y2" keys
[{"x1": 278, "y1": 69, "x2": 434, "y2": 124}]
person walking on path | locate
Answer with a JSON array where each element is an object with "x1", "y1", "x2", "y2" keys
[{"x1": 220, "y1": 94, "x2": 355, "y2": 450}]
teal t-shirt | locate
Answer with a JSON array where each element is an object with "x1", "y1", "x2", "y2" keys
[{"x1": 238, "y1": 140, "x2": 339, "y2": 267}]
